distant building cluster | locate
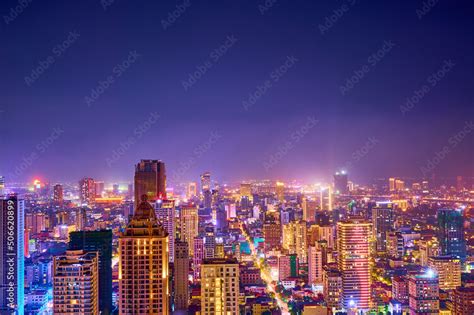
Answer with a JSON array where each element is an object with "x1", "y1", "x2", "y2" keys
[{"x1": 1, "y1": 165, "x2": 474, "y2": 314}]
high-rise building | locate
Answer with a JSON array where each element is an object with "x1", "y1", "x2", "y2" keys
[
  {"x1": 187, "y1": 182, "x2": 197, "y2": 199},
  {"x1": 282, "y1": 220, "x2": 307, "y2": 263},
  {"x1": 179, "y1": 204, "x2": 199, "y2": 256},
  {"x1": 75, "y1": 208, "x2": 87, "y2": 231},
  {"x1": 174, "y1": 240, "x2": 189, "y2": 311},
  {"x1": 408, "y1": 271, "x2": 439, "y2": 314},
  {"x1": 155, "y1": 199, "x2": 176, "y2": 263},
  {"x1": 193, "y1": 237, "x2": 205, "y2": 281},
  {"x1": 308, "y1": 246, "x2": 323, "y2": 285},
  {"x1": 79, "y1": 178, "x2": 95, "y2": 205},
  {"x1": 437, "y1": 209, "x2": 466, "y2": 260},
  {"x1": 323, "y1": 267, "x2": 342, "y2": 311},
  {"x1": 134, "y1": 159, "x2": 166, "y2": 205},
  {"x1": 334, "y1": 171, "x2": 348, "y2": 194},
  {"x1": 419, "y1": 239, "x2": 440, "y2": 266},
  {"x1": 389, "y1": 177, "x2": 396, "y2": 191},
  {"x1": 428, "y1": 256, "x2": 461, "y2": 291},
  {"x1": 53, "y1": 184, "x2": 63, "y2": 205},
  {"x1": 201, "y1": 258, "x2": 239, "y2": 315},
  {"x1": 69, "y1": 230, "x2": 113, "y2": 315},
  {"x1": 95, "y1": 181, "x2": 105, "y2": 198},
  {"x1": 337, "y1": 219, "x2": 371, "y2": 311},
  {"x1": 452, "y1": 287, "x2": 474, "y2": 315},
  {"x1": 201, "y1": 172, "x2": 212, "y2": 209},
  {"x1": 119, "y1": 196, "x2": 169, "y2": 314},
  {"x1": 53, "y1": 250, "x2": 99, "y2": 315},
  {"x1": 0, "y1": 195, "x2": 24, "y2": 314},
  {"x1": 278, "y1": 254, "x2": 298, "y2": 281},
  {"x1": 263, "y1": 221, "x2": 281, "y2": 251},
  {"x1": 372, "y1": 202, "x2": 394, "y2": 252},
  {"x1": 275, "y1": 181, "x2": 285, "y2": 202},
  {"x1": 302, "y1": 197, "x2": 317, "y2": 223},
  {"x1": 392, "y1": 276, "x2": 409, "y2": 305}
]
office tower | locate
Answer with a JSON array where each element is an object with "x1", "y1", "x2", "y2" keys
[
  {"x1": 337, "y1": 219, "x2": 371, "y2": 311},
  {"x1": 302, "y1": 197, "x2": 317, "y2": 223},
  {"x1": 193, "y1": 237, "x2": 204, "y2": 281},
  {"x1": 323, "y1": 267, "x2": 342, "y2": 311},
  {"x1": 395, "y1": 179, "x2": 405, "y2": 191},
  {"x1": 0, "y1": 195, "x2": 24, "y2": 314},
  {"x1": 174, "y1": 240, "x2": 189, "y2": 311},
  {"x1": 79, "y1": 177, "x2": 95, "y2": 205},
  {"x1": 372, "y1": 202, "x2": 394, "y2": 252},
  {"x1": 200, "y1": 171, "x2": 212, "y2": 209},
  {"x1": 53, "y1": 184, "x2": 63, "y2": 205},
  {"x1": 428, "y1": 256, "x2": 461, "y2": 291},
  {"x1": 134, "y1": 159, "x2": 167, "y2": 205},
  {"x1": 437, "y1": 209, "x2": 466, "y2": 260},
  {"x1": 419, "y1": 239, "x2": 440, "y2": 266},
  {"x1": 201, "y1": 258, "x2": 239, "y2": 315},
  {"x1": 204, "y1": 227, "x2": 216, "y2": 259},
  {"x1": 317, "y1": 225, "x2": 335, "y2": 249},
  {"x1": 392, "y1": 276, "x2": 409, "y2": 304},
  {"x1": 278, "y1": 254, "x2": 298, "y2": 281},
  {"x1": 319, "y1": 187, "x2": 333, "y2": 211},
  {"x1": 119, "y1": 196, "x2": 169, "y2": 314},
  {"x1": 69, "y1": 230, "x2": 113, "y2": 315},
  {"x1": 389, "y1": 177, "x2": 396, "y2": 191},
  {"x1": 0, "y1": 176, "x2": 4, "y2": 195},
  {"x1": 155, "y1": 199, "x2": 176, "y2": 263},
  {"x1": 180, "y1": 204, "x2": 199, "y2": 256},
  {"x1": 53, "y1": 250, "x2": 99, "y2": 314},
  {"x1": 334, "y1": 171, "x2": 348, "y2": 194},
  {"x1": 187, "y1": 182, "x2": 197, "y2": 199},
  {"x1": 408, "y1": 271, "x2": 439, "y2": 314},
  {"x1": 282, "y1": 221, "x2": 307, "y2": 263},
  {"x1": 275, "y1": 181, "x2": 284, "y2": 202},
  {"x1": 308, "y1": 246, "x2": 323, "y2": 285},
  {"x1": 95, "y1": 181, "x2": 105, "y2": 197},
  {"x1": 25, "y1": 212, "x2": 46, "y2": 235},
  {"x1": 75, "y1": 208, "x2": 87, "y2": 231},
  {"x1": 453, "y1": 287, "x2": 474, "y2": 315}
]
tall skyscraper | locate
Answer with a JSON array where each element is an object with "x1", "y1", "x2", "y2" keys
[
  {"x1": 308, "y1": 246, "x2": 323, "y2": 285},
  {"x1": 201, "y1": 258, "x2": 239, "y2": 315},
  {"x1": 263, "y1": 220, "x2": 281, "y2": 252},
  {"x1": 282, "y1": 220, "x2": 307, "y2": 263},
  {"x1": 155, "y1": 199, "x2": 176, "y2": 263},
  {"x1": 372, "y1": 202, "x2": 394, "y2": 252},
  {"x1": 428, "y1": 256, "x2": 461, "y2": 291},
  {"x1": 174, "y1": 240, "x2": 189, "y2": 311},
  {"x1": 75, "y1": 207, "x2": 87, "y2": 231},
  {"x1": 79, "y1": 177, "x2": 95, "y2": 205},
  {"x1": 0, "y1": 195, "x2": 24, "y2": 314},
  {"x1": 437, "y1": 209, "x2": 466, "y2": 260},
  {"x1": 334, "y1": 171, "x2": 348, "y2": 194},
  {"x1": 69, "y1": 230, "x2": 113, "y2": 315},
  {"x1": 201, "y1": 172, "x2": 212, "y2": 209},
  {"x1": 337, "y1": 219, "x2": 371, "y2": 311},
  {"x1": 323, "y1": 267, "x2": 342, "y2": 311},
  {"x1": 187, "y1": 182, "x2": 197, "y2": 199},
  {"x1": 53, "y1": 184, "x2": 63, "y2": 205},
  {"x1": 408, "y1": 271, "x2": 439, "y2": 314},
  {"x1": 179, "y1": 204, "x2": 199, "y2": 256},
  {"x1": 134, "y1": 159, "x2": 166, "y2": 205},
  {"x1": 193, "y1": 237, "x2": 204, "y2": 281},
  {"x1": 119, "y1": 196, "x2": 169, "y2": 314},
  {"x1": 53, "y1": 250, "x2": 99, "y2": 314}
]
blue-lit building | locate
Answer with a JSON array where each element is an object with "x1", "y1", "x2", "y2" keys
[
  {"x1": 0, "y1": 195, "x2": 24, "y2": 314},
  {"x1": 437, "y1": 209, "x2": 466, "y2": 261}
]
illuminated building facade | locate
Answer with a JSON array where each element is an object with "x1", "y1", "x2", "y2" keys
[
  {"x1": 308, "y1": 246, "x2": 323, "y2": 285},
  {"x1": 155, "y1": 199, "x2": 176, "y2": 263},
  {"x1": 323, "y1": 267, "x2": 342, "y2": 311},
  {"x1": 53, "y1": 250, "x2": 99, "y2": 315},
  {"x1": 337, "y1": 219, "x2": 371, "y2": 311},
  {"x1": 275, "y1": 181, "x2": 285, "y2": 202},
  {"x1": 187, "y1": 182, "x2": 197, "y2": 199},
  {"x1": 134, "y1": 159, "x2": 167, "y2": 205},
  {"x1": 419, "y1": 239, "x2": 440, "y2": 266},
  {"x1": 453, "y1": 287, "x2": 474, "y2": 315},
  {"x1": 0, "y1": 195, "x2": 24, "y2": 314},
  {"x1": 392, "y1": 276, "x2": 408, "y2": 304},
  {"x1": 263, "y1": 220, "x2": 281, "y2": 252},
  {"x1": 119, "y1": 197, "x2": 169, "y2": 314},
  {"x1": 282, "y1": 220, "x2": 307, "y2": 263},
  {"x1": 408, "y1": 272, "x2": 439, "y2": 315},
  {"x1": 79, "y1": 177, "x2": 95, "y2": 205},
  {"x1": 437, "y1": 209, "x2": 466, "y2": 261},
  {"x1": 174, "y1": 240, "x2": 189, "y2": 311},
  {"x1": 372, "y1": 202, "x2": 394, "y2": 252},
  {"x1": 428, "y1": 256, "x2": 461, "y2": 291},
  {"x1": 201, "y1": 258, "x2": 239, "y2": 315},
  {"x1": 180, "y1": 204, "x2": 199, "y2": 256},
  {"x1": 193, "y1": 237, "x2": 204, "y2": 281},
  {"x1": 278, "y1": 254, "x2": 298, "y2": 281},
  {"x1": 53, "y1": 184, "x2": 63, "y2": 205},
  {"x1": 201, "y1": 172, "x2": 212, "y2": 209}
]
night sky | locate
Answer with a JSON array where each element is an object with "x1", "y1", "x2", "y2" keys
[{"x1": 1, "y1": 0, "x2": 473, "y2": 184}]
